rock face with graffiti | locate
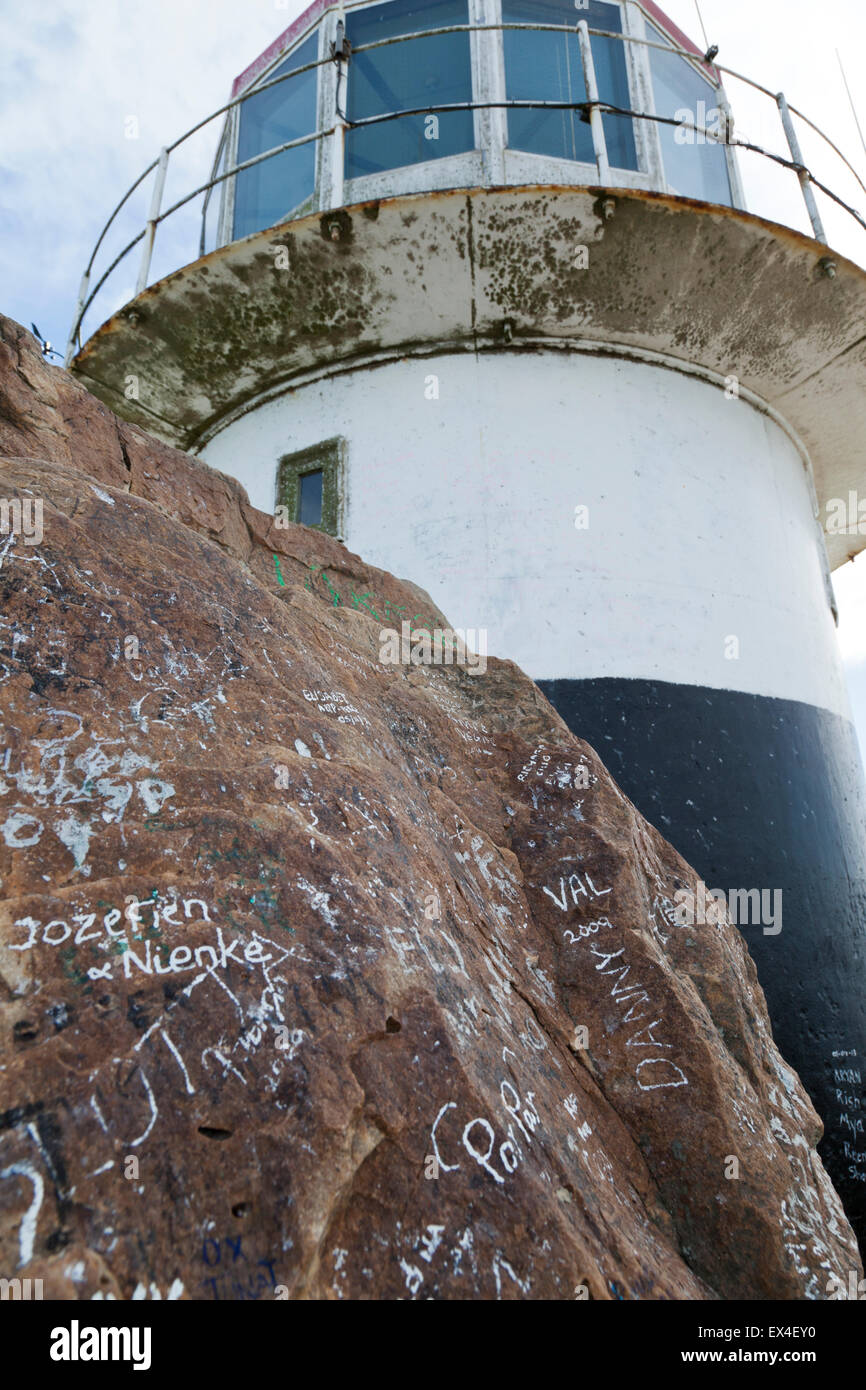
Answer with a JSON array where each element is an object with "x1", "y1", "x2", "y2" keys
[{"x1": 0, "y1": 314, "x2": 860, "y2": 1299}]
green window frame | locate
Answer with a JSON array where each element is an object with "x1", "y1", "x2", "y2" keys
[{"x1": 276, "y1": 437, "x2": 345, "y2": 537}]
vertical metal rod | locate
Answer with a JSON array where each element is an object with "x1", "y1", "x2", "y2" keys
[
  {"x1": 330, "y1": 9, "x2": 348, "y2": 210},
  {"x1": 330, "y1": 109, "x2": 347, "y2": 211},
  {"x1": 221, "y1": 107, "x2": 238, "y2": 247},
  {"x1": 836, "y1": 49, "x2": 866, "y2": 162},
  {"x1": 199, "y1": 127, "x2": 227, "y2": 258},
  {"x1": 64, "y1": 270, "x2": 91, "y2": 367},
  {"x1": 718, "y1": 89, "x2": 745, "y2": 211},
  {"x1": 777, "y1": 92, "x2": 827, "y2": 243},
  {"x1": 577, "y1": 20, "x2": 610, "y2": 184},
  {"x1": 693, "y1": 0, "x2": 711, "y2": 53},
  {"x1": 136, "y1": 146, "x2": 170, "y2": 294}
]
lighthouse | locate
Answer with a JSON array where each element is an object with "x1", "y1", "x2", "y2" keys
[{"x1": 67, "y1": 0, "x2": 866, "y2": 1248}]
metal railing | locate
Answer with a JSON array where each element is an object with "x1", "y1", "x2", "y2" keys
[{"x1": 65, "y1": 20, "x2": 866, "y2": 366}]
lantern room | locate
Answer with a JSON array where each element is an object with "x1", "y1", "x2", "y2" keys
[{"x1": 214, "y1": 0, "x2": 740, "y2": 247}]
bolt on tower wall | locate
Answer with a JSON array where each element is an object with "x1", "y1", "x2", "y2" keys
[{"x1": 69, "y1": 0, "x2": 866, "y2": 1251}]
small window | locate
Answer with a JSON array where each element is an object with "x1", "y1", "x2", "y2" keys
[
  {"x1": 277, "y1": 438, "x2": 345, "y2": 537},
  {"x1": 298, "y1": 469, "x2": 324, "y2": 527}
]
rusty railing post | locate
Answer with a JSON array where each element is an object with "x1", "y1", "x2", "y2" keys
[{"x1": 777, "y1": 92, "x2": 827, "y2": 243}]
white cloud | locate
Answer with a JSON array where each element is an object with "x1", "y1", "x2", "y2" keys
[{"x1": 0, "y1": 0, "x2": 307, "y2": 349}]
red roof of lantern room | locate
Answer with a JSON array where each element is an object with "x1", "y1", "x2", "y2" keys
[
  {"x1": 232, "y1": 0, "x2": 330, "y2": 96},
  {"x1": 230, "y1": 0, "x2": 713, "y2": 98},
  {"x1": 638, "y1": 0, "x2": 711, "y2": 67}
]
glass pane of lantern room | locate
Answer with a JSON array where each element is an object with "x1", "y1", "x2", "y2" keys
[
  {"x1": 345, "y1": 0, "x2": 474, "y2": 178},
  {"x1": 233, "y1": 33, "x2": 318, "y2": 240},
  {"x1": 503, "y1": 0, "x2": 637, "y2": 170},
  {"x1": 646, "y1": 23, "x2": 732, "y2": 205}
]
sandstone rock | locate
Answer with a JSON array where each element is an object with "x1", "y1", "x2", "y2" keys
[{"x1": 0, "y1": 315, "x2": 860, "y2": 1299}]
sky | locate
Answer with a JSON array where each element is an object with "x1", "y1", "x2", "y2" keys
[{"x1": 2, "y1": 0, "x2": 866, "y2": 749}]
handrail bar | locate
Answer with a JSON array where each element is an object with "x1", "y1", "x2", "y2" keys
[
  {"x1": 72, "y1": 126, "x2": 338, "y2": 344},
  {"x1": 83, "y1": 158, "x2": 160, "y2": 279}
]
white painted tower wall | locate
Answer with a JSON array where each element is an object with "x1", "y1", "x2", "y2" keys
[{"x1": 201, "y1": 350, "x2": 848, "y2": 721}]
